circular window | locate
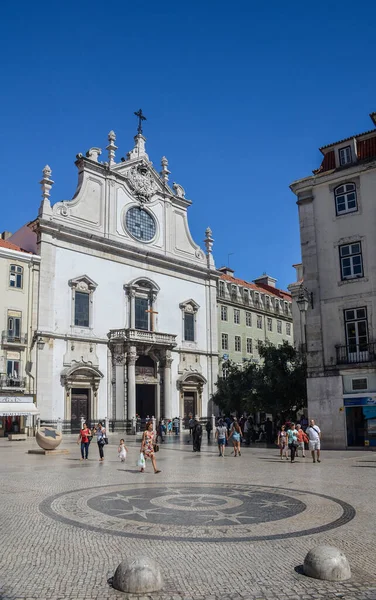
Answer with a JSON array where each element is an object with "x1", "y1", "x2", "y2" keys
[{"x1": 125, "y1": 206, "x2": 156, "y2": 242}]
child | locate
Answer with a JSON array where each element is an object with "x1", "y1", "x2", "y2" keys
[{"x1": 118, "y1": 439, "x2": 128, "y2": 462}]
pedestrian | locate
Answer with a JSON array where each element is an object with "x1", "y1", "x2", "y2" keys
[
  {"x1": 167, "y1": 419, "x2": 172, "y2": 435},
  {"x1": 306, "y1": 419, "x2": 321, "y2": 463},
  {"x1": 215, "y1": 418, "x2": 228, "y2": 457},
  {"x1": 173, "y1": 416, "x2": 179, "y2": 435},
  {"x1": 94, "y1": 422, "x2": 107, "y2": 462},
  {"x1": 157, "y1": 420, "x2": 165, "y2": 444},
  {"x1": 192, "y1": 417, "x2": 202, "y2": 452},
  {"x1": 287, "y1": 423, "x2": 298, "y2": 463},
  {"x1": 295, "y1": 424, "x2": 308, "y2": 458},
  {"x1": 77, "y1": 421, "x2": 91, "y2": 460},
  {"x1": 205, "y1": 419, "x2": 212, "y2": 443},
  {"x1": 277, "y1": 424, "x2": 289, "y2": 460},
  {"x1": 140, "y1": 420, "x2": 161, "y2": 473},
  {"x1": 230, "y1": 418, "x2": 242, "y2": 457},
  {"x1": 188, "y1": 417, "x2": 194, "y2": 438},
  {"x1": 118, "y1": 438, "x2": 128, "y2": 462},
  {"x1": 265, "y1": 417, "x2": 273, "y2": 445}
]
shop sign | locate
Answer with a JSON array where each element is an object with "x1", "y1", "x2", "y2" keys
[
  {"x1": 0, "y1": 396, "x2": 34, "y2": 404},
  {"x1": 344, "y1": 397, "x2": 376, "y2": 407}
]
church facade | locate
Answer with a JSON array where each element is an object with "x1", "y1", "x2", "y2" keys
[{"x1": 24, "y1": 121, "x2": 218, "y2": 431}]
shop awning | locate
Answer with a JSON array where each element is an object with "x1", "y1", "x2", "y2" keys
[{"x1": 0, "y1": 403, "x2": 39, "y2": 416}]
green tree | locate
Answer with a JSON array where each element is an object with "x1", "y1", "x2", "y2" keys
[{"x1": 213, "y1": 343, "x2": 307, "y2": 418}]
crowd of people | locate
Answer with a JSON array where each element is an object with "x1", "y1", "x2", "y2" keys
[{"x1": 76, "y1": 416, "x2": 322, "y2": 472}]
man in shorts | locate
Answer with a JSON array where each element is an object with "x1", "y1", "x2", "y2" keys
[{"x1": 306, "y1": 419, "x2": 321, "y2": 463}]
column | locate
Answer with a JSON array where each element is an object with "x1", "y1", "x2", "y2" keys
[
  {"x1": 115, "y1": 360, "x2": 125, "y2": 421},
  {"x1": 163, "y1": 350, "x2": 173, "y2": 419},
  {"x1": 127, "y1": 345, "x2": 137, "y2": 421},
  {"x1": 130, "y1": 290, "x2": 136, "y2": 329}
]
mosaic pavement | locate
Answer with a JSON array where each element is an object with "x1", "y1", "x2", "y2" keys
[{"x1": 0, "y1": 434, "x2": 375, "y2": 600}]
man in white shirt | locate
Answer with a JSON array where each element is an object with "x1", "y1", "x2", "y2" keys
[{"x1": 306, "y1": 419, "x2": 321, "y2": 463}]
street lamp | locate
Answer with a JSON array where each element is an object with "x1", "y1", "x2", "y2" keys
[
  {"x1": 297, "y1": 284, "x2": 313, "y2": 313},
  {"x1": 296, "y1": 284, "x2": 313, "y2": 353}
]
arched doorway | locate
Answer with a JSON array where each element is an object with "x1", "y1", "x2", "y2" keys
[
  {"x1": 61, "y1": 363, "x2": 103, "y2": 432},
  {"x1": 177, "y1": 372, "x2": 207, "y2": 425}
]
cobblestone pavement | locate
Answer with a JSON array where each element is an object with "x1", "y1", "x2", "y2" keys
[{"x1": 0, "y1": 433, "x2": 375, "y2": 600}]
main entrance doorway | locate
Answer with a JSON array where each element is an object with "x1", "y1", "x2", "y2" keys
[
  {"x1": 183, "y1": 391, "x2": 197, "y2": 420},
  {"x1": 71, "y1": 388, "x2": 90, "y2": 433},
  {"x1": 136, "y1": 384, "x2": 156, "y2": 419}
]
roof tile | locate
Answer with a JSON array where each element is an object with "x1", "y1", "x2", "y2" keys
[{"x1": 220, "y1": 273, "x2": 291, "y2": 301}]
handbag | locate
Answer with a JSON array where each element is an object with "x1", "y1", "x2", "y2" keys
[
  {"x1": 153, "y1": 443, "x2": 160, "y2": 453},
  {"x1": 103, "y1": 436, "x2": 109, "y2": 445}
]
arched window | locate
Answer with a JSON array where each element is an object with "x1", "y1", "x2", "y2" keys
[{"x1": 334, "y1": 183, "x2": 357, "y2": 215}]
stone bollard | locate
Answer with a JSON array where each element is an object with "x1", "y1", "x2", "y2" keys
[
  {"x1": 131, "y1": 416, "x2": 136, "y2": 435},
  {"x1": 152, "y1": 416, "x2": 156, "y2": 431},
  {"x1": 303, "y1": 545, "x2": 351, "y2": 581},
  {"x1": 80, "y1": 417, "x2": 85, "y2": 429},
  {"x1": 113, "y1": 555, "x2": 164, "y2": 593}
]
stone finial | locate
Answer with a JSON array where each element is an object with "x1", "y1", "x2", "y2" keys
[
  {"x1": 40, "y1": 165, "x2": 54, "y2": 202},
  {"x1": 85, "y1": 147, "x2": 102, "y2": 162},
  {"x1": 173, "y1": 182, "x2": 186, "y2": 198},
  {"x1": 106, "y1": 130, "x2": 118, "y2": 166},
  {"x1": 160, "y1": 156, "x2": 170, "y2": 183},
  {"x1": 204, "y1": 226, "x2": 214, "y2": 255},
  {"x1": 127, "y1": 134, "x2": 149, "y2": 161}
]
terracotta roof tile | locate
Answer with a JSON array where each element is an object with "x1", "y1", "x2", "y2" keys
[
  {"x1": 220, "y1": 273, "x2": 291, "y2": 301},
  {"x1": 357, "y1": 136, "x2": 376, "y2": 161},
  {"x1": 313, "y1": 150, "x2": 335, "y2": 174},
  {"x1": 0, "y1": 239, "x2": 33, "y2": 254}
]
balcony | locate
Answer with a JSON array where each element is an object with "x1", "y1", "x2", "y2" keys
[
  {"x1": 336, "y1": 342, "x2": 376, "y2": 365},
  {"x1": 2, "y1": 332, "x2": 27, "y2": 347},
  {"x1": 0, "y1": 376, "x2": 27, "y2": 389},
  {"x1": 108, "y1": 328, "x2": 177, "y2": 348}
]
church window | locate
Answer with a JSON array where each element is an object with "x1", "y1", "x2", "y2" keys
[
  {"x1": 9, "y1": 264, "x2": 23, "y2": 289},
  {"x1": 218, "y1": 281, "x2": 225, "y2": 297},
  {"x1": 267, "y1": 318, "x2": 273, "y2": 332},
  {"x1": 125, "y1": 206, "x2": 156, "y2": 242},
  {"x1": 69, "y1": 275, "x2": 98, "y2": 329},
  {"x1": 257, "y1": 315, "x2": 263, "y2": 329},
  {"x1": 180, "y1": 299, "x2": 199, "y2": 344},
  {"x1": 277, "y1": 319, "x2": 282, "y2": 334},
  {"x1": 75, "y1": 292, "x2": 89, "y2": 327},
  {"x1": 246, "y1": 338, "x2": 253, "y2": 353},
  {"x1": 221, "y1": 305, "x2": 228, "y2": 321},
  {"x1": 286, "y1": 323, "x2": 291, "y2": 336},
  {"x1": 246, "y1": 312, "x2": 252, "y2": 327},
  {"x1": 234, "y1": 309, "x2": 240, "y2": 324},
  {"x1": 234, "y1": 336, "x2": 241, "y2": 352},
  {"x1": 135, "y1": 297, "x2": 149, "y2": 330},
  {"x1": 184, "y1": 312, "x2": 195, "y2": 342}
]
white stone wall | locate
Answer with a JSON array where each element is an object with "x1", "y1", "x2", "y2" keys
[{"x1": 292, "y1": 157, "x2": 376, "y2": 448}]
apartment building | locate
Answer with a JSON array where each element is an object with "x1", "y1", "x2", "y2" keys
[
  {"x1": 0, "y1": 237, "x2": 40, "y2": 436},
  {"x1": 290, "y1": 111, "x2": 376, "y2": 449},
  {"x1": 217, "y1": 267, "x2": 293, "y2": 374}
]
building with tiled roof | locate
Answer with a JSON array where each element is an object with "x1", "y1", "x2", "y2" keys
[
  {"x1": 217, "y1": 267, "x2": 293, "y2": 371},
  {"x1": 0, "y1": 233, "x2": 40, "y2": 436},
  {"x1": 290, "y1": 110, "x2": 376, "y2": 450}
]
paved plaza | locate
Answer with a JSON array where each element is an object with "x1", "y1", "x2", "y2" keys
[{"x1": 0, "y1": 433, "x2": 376, "y2": 600}]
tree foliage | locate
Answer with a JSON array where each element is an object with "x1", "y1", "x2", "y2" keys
[{"x1": 213, "y1": 342, "x2": 307, "y2": 417}]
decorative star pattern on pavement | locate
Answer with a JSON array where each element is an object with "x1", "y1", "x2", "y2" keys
[{"x1": 199, "y1": 510, "x2": 256, "y2": 525}]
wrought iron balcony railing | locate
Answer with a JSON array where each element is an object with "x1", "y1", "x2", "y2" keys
[
  {"x1": 336, "y1": 342, "x2": 376, "y2": 365},
  {"x1": 1, "y1": 332, "x2": 27, "y2": 345},
  {"x1": 0, "y1": 376, "x2": 27, "y2": 388}
]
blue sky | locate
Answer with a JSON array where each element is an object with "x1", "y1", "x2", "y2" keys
[{"x1": 1, "y1": 0, "x2": 375, "y2": 289}]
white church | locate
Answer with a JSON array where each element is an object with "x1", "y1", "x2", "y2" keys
[{"x1": 13, "y1": 113, "x2": 219, "y2": 432}]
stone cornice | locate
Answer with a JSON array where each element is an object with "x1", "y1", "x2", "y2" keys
[
  {"x1": 0, "y1": 247, "x2": 41, "y2": 263},
  {"x1": 291, "y1": 159, "x2": 376, "y2": 195},
  {"x1": 37, "y1": 219, "x2": 218, "y2": 282}
]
